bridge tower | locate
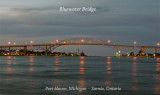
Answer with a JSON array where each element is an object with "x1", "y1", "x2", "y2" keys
[{"x1": 45, "y1": 45, "x2": 48, "y2": 55}]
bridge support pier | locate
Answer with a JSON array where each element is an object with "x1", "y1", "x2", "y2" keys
[
  {"x1": 49, "y1": 44, "x2": 52, "y2": 56},
  {"x1": 9, "y1": 47, "x2": 11, "y2": 55},
  {"x1": 23, "y1": 46, "x2": 27, "y2": 55},
  {"x1": 45, "y1": 45, "x2": 48, "y2": 56},
  {"x1": 155, "y1": 48, "x2": 157, "y2": 54}
]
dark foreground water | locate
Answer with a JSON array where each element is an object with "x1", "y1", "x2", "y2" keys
[{"x1": 0, "y1": 56, "x2": 159, "y2": 95}]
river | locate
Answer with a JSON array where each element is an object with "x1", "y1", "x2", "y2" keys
[{"x1": 0, "y1": 56, "x2": 159, "y2": 95}]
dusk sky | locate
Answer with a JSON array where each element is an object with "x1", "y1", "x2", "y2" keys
[{"x1": 0, "y1": 0, "x2": 159, "y2": 56}]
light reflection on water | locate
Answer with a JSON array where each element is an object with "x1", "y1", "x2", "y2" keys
[
  {"x1": 132, "y1": 57, "x2": 138, "y2": 91},
  {"x1": 78, "y1": 56, "x2": 85, "y2": 89},
  {"x1": 78, "y1": 78, "x2": 85, "y2": 88},
  {"x1": 155, "y1": 61, "x2": 160, "y2": 94},
  {"x1": 79, "y1": 56, "x2": 85, "y2": 75},
  {"x1": 105, "y1": 57, "x2": 112, "y2": 86},
  {"x1": 7, "y1": 56, "x2": 14, "y2": 74},
  {"x1": 53, "y1": 56, "x2": 63, "y2": 88},
  {"x1": 0, "y1": 56, "x2": 159, "y2": 95},
  {"x1": 7, "y1": 56, "x2": 11, "y2": 65},
  {"x1": 54, "y1": 56, "x2": 60, "y2": 75},
  {"x1": 29, "y1": 56, "x2": 34, "y2": 72}
]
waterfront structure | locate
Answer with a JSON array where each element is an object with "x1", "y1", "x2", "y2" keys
[{"x1": 0, "y1": 38, "x2": 159, "y2": 56}]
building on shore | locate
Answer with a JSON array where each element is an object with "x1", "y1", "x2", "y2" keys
[
  {"x1": 120, "y1": 50, "x2": 160, "y2": 57},
  {"x1": 0, "y1": 50, "x2": 87, "y2": 56}
]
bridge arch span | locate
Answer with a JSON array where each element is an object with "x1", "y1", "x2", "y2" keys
[
  {"x1": 50, "y1": 38, "x2": 111, "y2": 45},
  {"x1": 49, "y1": 38, "x2": 123, "y2": 52}
]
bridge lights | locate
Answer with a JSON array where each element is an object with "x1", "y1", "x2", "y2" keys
[
  {"x1": 30, "y1": 41, "x2": 33, "y2": 44},
  {"x1": 8, "y1": 41, "x2": 11, "y2": 45},
  {"x1": 157, "y1": 42, "x2": 160, "y2": 46},
  {"x1": 81, "y1": 39, "x2": 84, "y2": 43}
]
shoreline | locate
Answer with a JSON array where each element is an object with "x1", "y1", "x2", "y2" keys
[
  {"x1": 114, "y1": 56, "x2": 159, "y2": 58},
  {"x1": 0, "y1": 55, "x2": 159, "y2": 58}
]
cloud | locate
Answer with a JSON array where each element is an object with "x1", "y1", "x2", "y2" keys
[
  {"x1": 0, "y1": 0, "x2": 159, "y2": 49},
  {"x1": 11, "y1": 5, "x2": 59, "y2": 13}
]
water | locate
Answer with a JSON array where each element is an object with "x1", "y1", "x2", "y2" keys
[{"x1": 0, "y1": 56, "x2": 159, "y2": 95}]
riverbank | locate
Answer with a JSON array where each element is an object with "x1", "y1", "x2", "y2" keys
[
  {"x1": 114, "y1": 56, "x2": 160, "y2": 58},
  {"x1": 0, "y1": 52, "x2": 87, "y2": 56}
]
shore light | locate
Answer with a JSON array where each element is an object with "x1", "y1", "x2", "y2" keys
[{"x1": 108, "y1": 40, "x2": 111, "y2": 43}]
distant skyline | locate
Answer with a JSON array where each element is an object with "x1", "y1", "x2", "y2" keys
[{"x1": 0, "y1": 0, "x2": 159, "y2": 56}]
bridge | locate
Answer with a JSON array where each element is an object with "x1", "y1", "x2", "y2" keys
[{"x1": 0, "y1": 38, "x2": 159, "y2": 55}]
